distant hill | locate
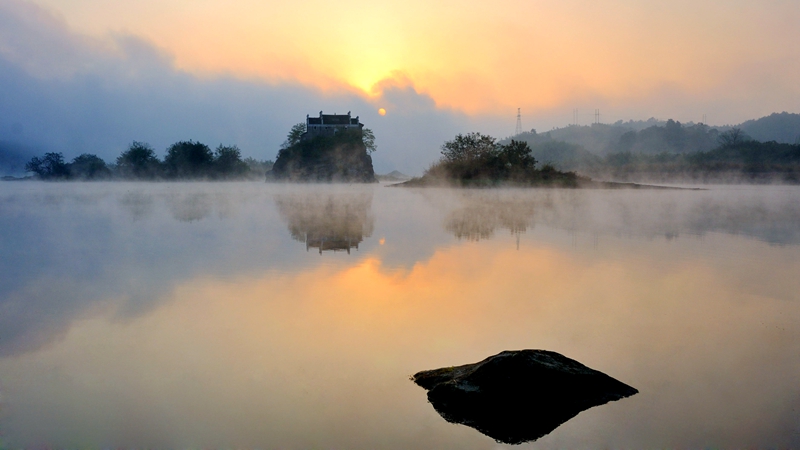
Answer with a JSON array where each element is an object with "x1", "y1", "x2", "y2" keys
[
  {"x1": 512, "y1": 120, "x2": 717, "y2": 157},
  {"x1": 501, "y1": 112, "x2": 797, "y2": 170},
  {"x1": 543, "y1": 124, "x2": 632, "y2": 155},
  {"x1": 497, "y1": 112, "x2": 800, "y2": 182},
  {"x1": 738, "y1": 112, "x2": 800, "y2": 144}
]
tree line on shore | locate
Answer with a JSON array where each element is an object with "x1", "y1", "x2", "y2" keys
[{"x1": 24, "y1": 141, "x2": 273, "y2": 181}]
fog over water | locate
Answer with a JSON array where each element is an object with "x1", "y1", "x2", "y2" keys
[{"x1": 0, "y1": 182, "x2": 798, "y2": 448}]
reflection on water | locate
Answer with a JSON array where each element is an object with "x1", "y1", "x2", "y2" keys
[
  {"x1": 275, "y1": 190, "x2": 374, "y2": 254},
  {"x1": 437, "y1": 187, "x2": 800, "y2": 245},
  {"x1": 119, "y1": 191, "x2": 154, "y2": 221},
  {"x1": 0, "y1": 182, "x2": 798, "y2": 448},
  {"x1": 445, "y1": 192, "x2": 536, "y2": 241},
  {"x1": 166, "y1": 192, "x2": 214, "y2": 222}
]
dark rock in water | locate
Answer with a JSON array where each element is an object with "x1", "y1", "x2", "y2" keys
[{"x1": 412, "y1": 349, "x2": 638, "y2": 445}]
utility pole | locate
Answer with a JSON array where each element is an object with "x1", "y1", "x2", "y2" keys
[{"x1": 515, "y1": 108, "x2": 522, "y2": 135}]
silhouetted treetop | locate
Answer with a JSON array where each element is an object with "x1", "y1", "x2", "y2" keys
[
  {"x1": 164, "y1": 140, "x2": 214, "y2": 179},
  {"x1": 214, "y1": 144, "x2": 249, "y2": 179},
  {"x1": 117, "y1": 141, "x2": 161, "y2": 179},
  {"x1": 25, "y1": 152, "x2": 68, "y2": 180},
  {"x1": 69, "y1": 154, "x2": 111, "y2": 180},
  {"x1": 282, "y1": 123, "x2": 307, "y2": 149}
]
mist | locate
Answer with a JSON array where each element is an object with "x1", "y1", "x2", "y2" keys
[
  {"x1": 3, "y1": 182, "x2": 800, "y2": 358},
  {"x1": 1, "y1": 182, "x2": 799, "y2": 448}
]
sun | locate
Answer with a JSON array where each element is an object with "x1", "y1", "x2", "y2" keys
[{"x1": 378, "y1": 108, "x2": 387, "y2": 116}]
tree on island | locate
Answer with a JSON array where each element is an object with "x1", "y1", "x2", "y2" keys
[
  {"x1": 69, "y1": 154, "x2": 111, "y2": 180},
  {"x1": 410, "y1": 132, "x2": 580, "y2": 186},
  {"x1": 164, "y1": 140, "x2": 214, "y2": 179},
  {"x1": 362, "y1": 128, "x2": 377, "y2": 154},
  {"x1": 213, "y1": 144, "x2": 249, "y2": 179},
  {"x1": 25, "y1": 152, "x2": 69, "y2": 179},
  {"x1": 17, "y1": 138, "x2": 274, "y2": 182},
  {"x1": 117, "y1": 141, "x2": 162, "y2": 179},
  {"x1": 25, "y1": 152, "x2": 112, "y2": 180},
  {"x1": 282, "y1": 123, "x2": 307, "y2": 149}
]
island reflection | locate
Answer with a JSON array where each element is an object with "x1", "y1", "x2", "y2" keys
[{"x1": 274, "y1": 190, "x2": 374, "y2": 254}]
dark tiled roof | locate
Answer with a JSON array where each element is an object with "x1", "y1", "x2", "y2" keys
[{"x1": 306, "y1": 112, "x2": 361, "y2": 126}]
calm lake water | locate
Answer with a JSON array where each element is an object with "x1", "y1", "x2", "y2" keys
[{"x1": 1, "y1": 182, "x2": 799, "y2": 448}]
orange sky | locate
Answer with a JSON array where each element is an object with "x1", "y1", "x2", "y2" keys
[{"x1": 31, "y1": 0, "x2": 800, "y2": 117}]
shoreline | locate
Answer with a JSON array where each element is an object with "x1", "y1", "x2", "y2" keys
[{"x1": 387, "y1": 177, "x2": 705, "y2": 190}]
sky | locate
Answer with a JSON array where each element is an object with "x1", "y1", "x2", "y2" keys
[{"x1": 1, "y1": 0, "x2": 799, "y2": 173}]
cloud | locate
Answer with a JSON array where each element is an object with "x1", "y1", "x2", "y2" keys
[
  {"x1": 2, "y1": 0, "x2": 797, "y2": 177},
  {"x1": 0, "y1": 0, "x2": 500, "y2": 175}
]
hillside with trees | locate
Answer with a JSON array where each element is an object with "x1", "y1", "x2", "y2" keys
[
  {"x1": 501, "y1": 113, "x2": 800, "y2": 183},
  {"x1": 738, "y1": 112, "x2": 800, "y2": 144}
]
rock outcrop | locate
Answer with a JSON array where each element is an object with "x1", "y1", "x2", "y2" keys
[
  {"x1": 268, "y1": 131, "x2": 375, "y2": 182},
  {"x1": 412, "y1": 349, "x2": 638, "y2": 444}
]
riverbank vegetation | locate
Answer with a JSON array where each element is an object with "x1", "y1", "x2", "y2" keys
[{"x1": 21, "y1": 141, "x2": 273, "y2": 181}]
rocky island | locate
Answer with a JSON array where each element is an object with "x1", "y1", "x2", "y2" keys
[
  {"x1": 267, "y1": 112, "x2": 376, "y2": 182},
  {"x1": 412, "y1": 349, "x2": 638, "y2": 444}
]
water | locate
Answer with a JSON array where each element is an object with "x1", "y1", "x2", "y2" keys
[{"x1": 0, "y1": 182, "x2": 798, "y2": 448}]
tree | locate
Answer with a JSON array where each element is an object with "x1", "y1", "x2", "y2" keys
[
  {"x1": 441, "y1": 132, "x2": 497, "y2": 163},
  {"x1": 213, "y1": 144, "x2": 248, "y2": 178},
  {"x1": 498, "y1": 140, "x2": 536, "y2": 169},
  {"x1": 69, "y1": 154, "x2": 111, "y2": 180},
  {"x1": 282, "y1": 123, "x2": 307, "y2": 149},
  {"x1": 718, "y1": 128, "x2": 751, "y2": 147},
  {"x1": 117, "y1": 141, "x2": 161, "y2": 179},
  {"x1": 362, "y1": 128, "x2": 377, "y2": 154},
  {"x1": 164, "y1": 140, "x2": 213, "y2": 178},
  {"x1": 243, "y1": 157, "x2": 274, "y2": 178},
  {"x1": 25, "y1": 152, "x2": 68, "y2": 179}
]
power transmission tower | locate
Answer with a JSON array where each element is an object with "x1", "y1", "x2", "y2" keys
[
  {"x1": 515, "y1": 108, "x2": 522, "y2": 135},
  {"x1": 594, "y1": 109, "x2": 600, "y2": 124},
  {"x1": 702, "y1": 114, "x2": 707, "y2": 124},
  {"x1": 573, "y1": 109, "x2": 578, "y2": 126}
]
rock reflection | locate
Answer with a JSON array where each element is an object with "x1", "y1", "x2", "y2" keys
[{"x1": 275, "y1": 191, "x2": 374, "y2": 254}]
